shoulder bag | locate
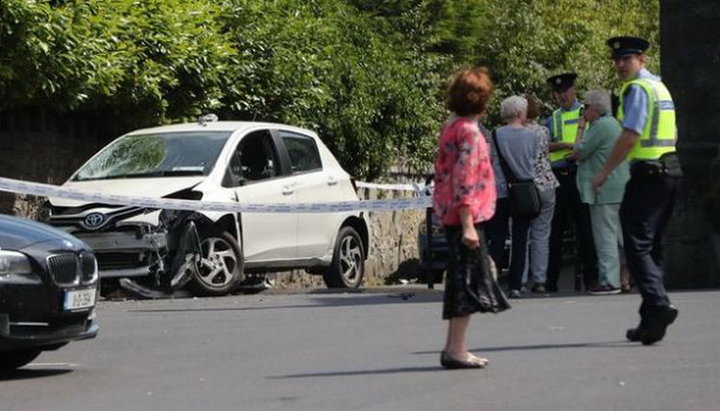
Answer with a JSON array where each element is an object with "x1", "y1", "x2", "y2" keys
[{"x1": 492, "y1": 130, "x2": 541, "y2": 219}]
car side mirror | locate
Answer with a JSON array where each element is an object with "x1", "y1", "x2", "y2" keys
[{"x1": 222, "y1": 168, "x2": 247, "y2": 187}]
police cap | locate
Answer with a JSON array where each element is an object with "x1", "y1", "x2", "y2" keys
[
  {"x1": 546, "y1": 72, "x2": 577, "y2": 92},
  {"x1": 607, "y1": 36, "x2": 650, "y2": 58}
]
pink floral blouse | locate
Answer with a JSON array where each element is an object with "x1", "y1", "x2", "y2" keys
[{"x1": 433, "y1": 116, "x2": 497, "y2": 226}]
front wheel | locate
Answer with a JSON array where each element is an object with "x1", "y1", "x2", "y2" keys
[
  {"x1": 187, "y1": 231, "x2": 244, "y2": 296},
  {"x1": 323, "y1": 226, "x2": 365, "y2": 288},
  {"x1": 0, "y1": 349, "x2": 42, "y2": 371}
]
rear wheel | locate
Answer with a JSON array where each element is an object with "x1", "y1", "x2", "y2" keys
[
  {"x1": 323, "y1": 226, "x2": 365, "y2": 288},
  {"x1": 187, "y1": 231, "x2": 244, "y2": 296},
  {"x1": 0, "y1": 349, "x2": 42, "y2": 371}
]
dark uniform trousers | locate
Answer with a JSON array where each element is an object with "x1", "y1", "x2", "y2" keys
[
  {"x1": 619, "y1": 169, "x2": 678, "y2": 316},
  {"x1": 547, "y1": 165, "x2": 598, "y2": 290}
]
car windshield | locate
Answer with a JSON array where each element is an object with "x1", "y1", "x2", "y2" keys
[{"x1": 72, "y1": 131, "x2": 231, "y2": 181}]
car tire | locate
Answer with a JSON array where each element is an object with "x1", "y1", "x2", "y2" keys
[
  {"x1": 187, "y1": 231, "x2": 244, "y2": 297},
  {"x1": 323, "y1": 226, "x2": 365, "y2": 288},
  {"x1": 0, "y1": 348, "x2": 42, "y2": 371}
]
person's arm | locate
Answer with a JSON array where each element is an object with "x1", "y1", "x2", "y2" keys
[
  {"x1": 590, "y1": 129, "x2": 638, "y2": 191},
  {"x1": 546, "y1": 115, "x2": 572, "y2": 152},
  {"x1": 549, "y1": 142, "x2": 574, "y2": 152},
  {"x1": 571, "y1": 121, "x2": 603, "y2": 161},
  {"x1": 453, "y1": 124, "x2": 481, "y2": 248},
  {"x1": 591, "y1": 85, "x2": 647, "y2": 192},
  {"x1": 458, "y1": 206, "x2": 479, "y2": 249},
  {"x1": 574, "y1": 114, "x2": 587, "y2": 144}
]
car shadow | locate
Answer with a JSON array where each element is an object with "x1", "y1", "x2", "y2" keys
[
  {"x1": 129, "y1": 292, "x2": 444, "y2": 314},
  {"x1": 0, "y1": 368, "x2": 73, "y2": 381}
]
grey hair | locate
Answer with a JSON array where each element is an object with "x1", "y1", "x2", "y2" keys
[
  {"x1": 584, "y1": 89, "x2": 612, "y2": 115},
  {"x1": 500, "y1": 95, "x2": 528, "y2": 120}
]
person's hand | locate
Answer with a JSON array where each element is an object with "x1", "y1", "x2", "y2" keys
[
  {"x1": 565, "y1": 151, "x2": 579, "y2": 161},
  {"x1": 461, "y1": 226, "x2": 480, "y2": 249},
  {"x1": 591, "y1": 171, "x2": 607, "y2": 193},
  {"x1": 578, "y1": 116, "x2": 587, "y2": 129}
]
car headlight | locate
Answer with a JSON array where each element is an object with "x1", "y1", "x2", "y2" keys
[{"x1": 0, "y1": 250, "x2": 41, "y2": 284}]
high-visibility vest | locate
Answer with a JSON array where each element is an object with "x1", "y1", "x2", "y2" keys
[
  {"x1": 549, "y1": 106, "x2": 583, "y2": 163},
  {"x1": 616, "y1": 77, "x2": 677, "y2": 161}
]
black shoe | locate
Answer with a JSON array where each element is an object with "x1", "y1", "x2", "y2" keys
[
  {"x1": 626, "y1": 327, "x2": 644, "y2": 342},
  {"x1": 640, "y1": 305, "x2": 679, "y2": 345},
  {"x1": 440, "y1": 351, "x2": 486, "y2": 369},
  {"x1": 531, "y1": 283, "x2": 546, "y2": 293},
  {"x1": 545, "y1": 285, "x2": 558, "y2": 293}
]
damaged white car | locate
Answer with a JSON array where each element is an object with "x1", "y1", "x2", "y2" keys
[{"x1": 47, "y1": 116, "x2": 370, "y2": 297}]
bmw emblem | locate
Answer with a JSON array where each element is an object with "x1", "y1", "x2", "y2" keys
[{"x1": 83, "y1": 212, "x2": 106, "y2": 229}]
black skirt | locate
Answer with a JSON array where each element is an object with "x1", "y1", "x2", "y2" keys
[{"x1": 442, "y1": 224, "x2": 511, "y2": 320}]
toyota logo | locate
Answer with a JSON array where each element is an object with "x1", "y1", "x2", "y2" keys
[{"x1": 83, "y1": 212, "x2": 106, "y2": 229}]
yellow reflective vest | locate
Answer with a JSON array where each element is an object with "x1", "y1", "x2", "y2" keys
[
  {"x1": 549, "y1": 106, "x2": 583, "y2": 163},
  {"x1": 616, "y1": 77, "x2": 677, "y2": 161}
]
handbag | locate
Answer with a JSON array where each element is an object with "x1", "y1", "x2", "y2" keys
[{"x1": 492, "y1": 130, "x2": 541, "y2": 219}]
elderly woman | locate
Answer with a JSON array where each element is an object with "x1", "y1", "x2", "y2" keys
[
  {"x1": 570, "y1": 89, "x2": 630, "y2": 295},
  {"x1": 523, "y1": 94, "x2": 559, "y2": 293},
  {"x1": 433, "y1": 67, "x2": 510, "y2": 369},
  {"x1": 486, "y1": 95, "x2": 539, "y2": 298}
]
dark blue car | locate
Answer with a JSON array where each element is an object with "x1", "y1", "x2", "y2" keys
[{"x1": 0, "y1": 214, "x2": 99, "y2": 371}]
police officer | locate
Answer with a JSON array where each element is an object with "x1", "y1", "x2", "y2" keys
[
  {"x1": 545, "y1": 73, "x2": 598, "y2": 292},
  {"x1": 592, "y1": 36, "x2": 680, "y2": 345}
]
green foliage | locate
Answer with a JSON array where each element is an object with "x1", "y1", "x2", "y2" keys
[
  {"x1": 475, "y1": 0, "x2": 660, "y2": 120},
  {"x1": 0, "y1": 0, "x2": 660, "y2": 179}
]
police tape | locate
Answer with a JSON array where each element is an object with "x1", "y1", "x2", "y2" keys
[
  {"x1": 0, "y1": 177, "x2": 432, "y2": 213},
  {"x1": 354, "y1": 181, "x2": 427, "y2": 193}
]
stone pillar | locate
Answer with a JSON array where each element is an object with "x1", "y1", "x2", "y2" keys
[{"x1": 661, "y1": 0, "x2": 720, "y2": 287}]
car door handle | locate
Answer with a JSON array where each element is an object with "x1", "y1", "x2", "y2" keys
[
  {"x1": 281, "y1": 183, "x2": 298, "y2": 195},
  {"x1": 327, "y1": 177, "x2": 338, "y2": 186}
]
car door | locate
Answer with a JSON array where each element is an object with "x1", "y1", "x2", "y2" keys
[
  {"x1": 276, "y1": 130, "x2": 346, "y2": 259},
  {"x1": 227, "y1": 129, "x2": 297, "y2": 261}
]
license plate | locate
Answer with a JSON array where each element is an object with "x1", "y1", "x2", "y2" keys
[{"x1": 64, "y1": 288, "x2": 97, "y2": 311}]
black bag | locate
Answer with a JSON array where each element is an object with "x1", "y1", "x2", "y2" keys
[{"x1": 492, "y1": 130, "x2": 541, "y2": 219}]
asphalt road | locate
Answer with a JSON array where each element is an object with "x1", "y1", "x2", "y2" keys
[{"x1": 1, "y1": 288, "x2": 719, "y2": 411}]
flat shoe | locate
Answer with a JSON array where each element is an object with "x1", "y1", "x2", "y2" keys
[{"x1": 440, "y1": 351, "x2": 486, "y2": 369}]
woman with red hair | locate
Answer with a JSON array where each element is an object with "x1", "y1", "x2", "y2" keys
[{"x1": 433, "y1": 67, "x2": 511, "y2": 369}]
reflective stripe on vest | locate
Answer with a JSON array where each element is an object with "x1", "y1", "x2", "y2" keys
[
  {"x1": 549, "y1": 106, "x2": 583, "y2": 163},
  {"x1": 617, "y1": 78, "x2": 677, "y2": 160}
]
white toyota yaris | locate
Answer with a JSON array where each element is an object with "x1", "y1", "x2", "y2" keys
[{"x1": 48, "y1": 116, "x2": 370, "y2": 296}]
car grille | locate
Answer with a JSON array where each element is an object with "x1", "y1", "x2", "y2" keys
[{"x1": 47, "y1": 252, "x2": 98, "y2": 285}]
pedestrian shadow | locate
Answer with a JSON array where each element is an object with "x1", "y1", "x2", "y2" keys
[
  {"x1": 0, "y1": 368, "x2": 72, "y2": 381},
  {"x1": 412, "y1": 340, "x2": 631, "y2": 355},
  {"x1": 267, "y1": 366, "x2": 440, "y2": 379}
]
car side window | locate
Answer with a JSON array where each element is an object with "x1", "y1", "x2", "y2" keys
[
  {"x1": 225, "y1": 130, "x2": 279, "y2": 186},
  {"x1": 280, "y1": 132, "x2": 322, "y2": 174}
]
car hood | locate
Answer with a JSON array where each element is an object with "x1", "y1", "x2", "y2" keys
[
  {"x1": 0, "y1": 214, "x2": 85, "y2": 251},
  {"x1": 48, "y1": 177, "x2": 206, "y2": 207}
]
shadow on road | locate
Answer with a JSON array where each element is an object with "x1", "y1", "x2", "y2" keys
[
  {"x1": 412, "y1": 340, "x2": 632, "y2": 355},
  {"x1": 0, "y1": 368, "x2": 72, "y2": 381},
  {"x1": 267, "y1": 366, "x2": 440, "y2": 379},
  {"x1": 129, "y1": 293, "x2": 444, "y2": 314}
]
